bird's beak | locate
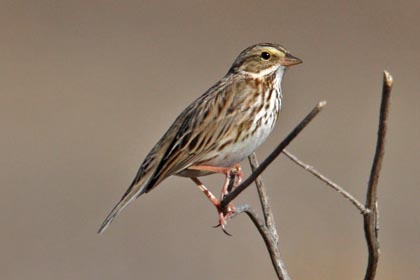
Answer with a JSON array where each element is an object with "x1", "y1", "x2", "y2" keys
[{"x1": 281, "y1": 52, "x2": 303, "y2": 66}]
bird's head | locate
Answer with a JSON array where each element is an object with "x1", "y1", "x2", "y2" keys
[{"x1": 229, "y1": 43, "x2": 302, "y2": 77}]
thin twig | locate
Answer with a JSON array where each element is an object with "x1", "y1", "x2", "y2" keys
[
  {"x1": 248, "y1": 153, "x2": 279, "y2": 243},
  {"x1": 233, "y1": 204, "x2": 291, "y2": 280},
  {"x1": 221, "y1": 101, "x2": 327, "y2": 210},
  {"x1": 363, "y1": 70, "x2": 392, "y2": 280},
  {"x1": 282, "y1": 150, "x2": 369, "y2": 214}
]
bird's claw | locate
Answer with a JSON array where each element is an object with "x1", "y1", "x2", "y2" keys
[
  {"x1": 212, "y1": 222, "x2": 232, "y2": 236},
  {"x1": 213, "y1": 204, "x2": 236, "y2": 236},
  {"x1": 221, "y1": 227, "x2": 232, "y2": 236}
]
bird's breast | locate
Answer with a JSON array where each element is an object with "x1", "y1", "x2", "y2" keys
[{"x1": 200, "y1": 86, "x2": 281, "y2": 168}]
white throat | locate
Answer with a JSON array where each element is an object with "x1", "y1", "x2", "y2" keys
[{"x1": 273, "y1": 66, "x2": 285, "y2": 90}]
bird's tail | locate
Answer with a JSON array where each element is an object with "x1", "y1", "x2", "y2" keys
[{"x1": 98, "y1": 175, "x2": 150, "y2": 234}]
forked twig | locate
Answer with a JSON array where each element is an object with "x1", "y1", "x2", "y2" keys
[
  {"x1": 225, "y1": 71, "x2": 391, "y2": 280},
  {"x1": 278, "y1": 71, "x2": 392, "y2": 280}
]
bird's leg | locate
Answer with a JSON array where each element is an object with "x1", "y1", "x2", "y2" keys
[
  {"x1": 188, "y1": 164, "x2": 243, "y2": 234},
  {"x1": 190, "y1": 177, "x2": 219, "y2": 207},
  {"x1": 190, "y1": 177, "x2": 232, "y2": 235}
]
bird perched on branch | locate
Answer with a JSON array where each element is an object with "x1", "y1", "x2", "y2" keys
[{"x1": 98, "y1": 43, "x2": 302, "y2": 234}]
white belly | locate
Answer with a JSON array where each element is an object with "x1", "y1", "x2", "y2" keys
[{"x1": 206, "y1": 118, "x2": 276, "y2": 167}]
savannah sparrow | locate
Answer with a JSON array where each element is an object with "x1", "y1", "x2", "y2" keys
[{"x1": 98, "y1": 43, "x2": 302, "y2": 234}]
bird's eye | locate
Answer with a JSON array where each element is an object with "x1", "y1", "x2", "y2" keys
[{"x1": 261, "y1": 52, "x2": 271, "y2": 60}]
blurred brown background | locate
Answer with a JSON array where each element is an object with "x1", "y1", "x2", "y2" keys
[{"x1": 1, "y1": 1, "x2": 419, "y2": 279}]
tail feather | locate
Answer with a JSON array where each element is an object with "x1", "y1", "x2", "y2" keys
[{"x1": 98, "y1": 178, "x2": 149, "y2": 234}]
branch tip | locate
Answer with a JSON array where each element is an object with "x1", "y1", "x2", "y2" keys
[
  {"x1": 383, "y1": 71, "x2": 393, "y2": 87},
  {"x1": 318, "y1": 100, "x2": 327, "y2": 108}
]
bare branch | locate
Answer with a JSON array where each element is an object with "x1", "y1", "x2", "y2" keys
[
  {"x1": 282, "y1": 150, "x2": 369, "y2": 214},
  {"x1": 221, "y1": 101, "x2": 327, "y2": 210},
  {"x1": 233, "y1": 204, "x2": 291, "y2": 280},
  {"x1": 227, "y1": 72, "x2": 391, "y2": 280},
  {"x1": 363, "y1": 71, "x2": 392, "y2": 280},
  {"x1": 248, "y1": 153, "x2": 279, "y2": 243}
]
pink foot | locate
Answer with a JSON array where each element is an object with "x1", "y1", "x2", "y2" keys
[{"x1": 214, "y1": 203, "x2": 236, "y2": 236}]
